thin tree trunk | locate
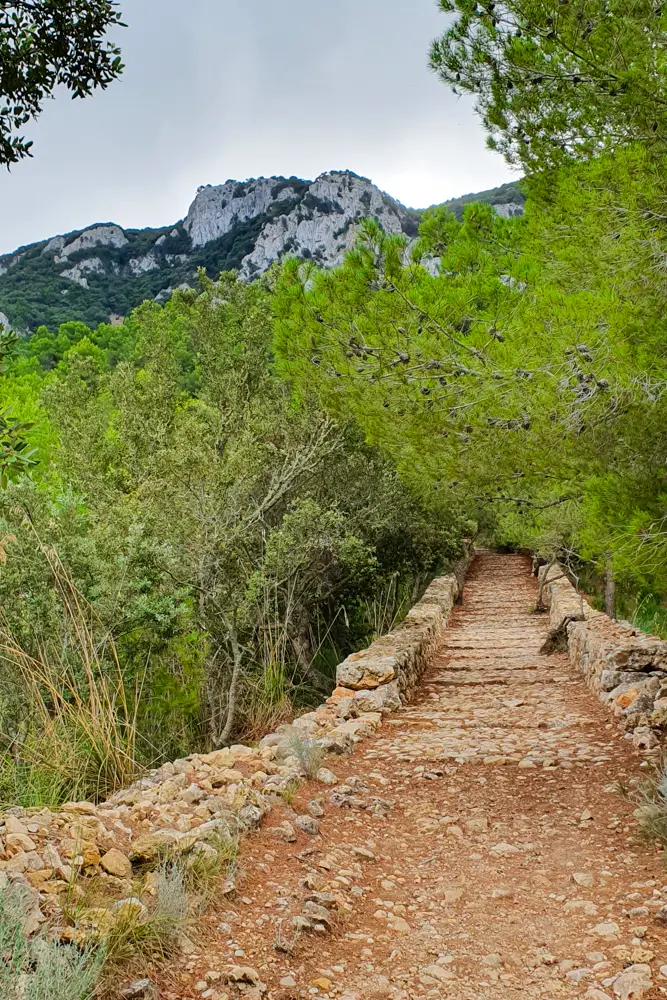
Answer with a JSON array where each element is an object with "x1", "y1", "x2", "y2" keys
[
  {"x1": 605, "y1": 558, "x2": 616, "y2": 620},
  {"x1": 292, "y1": 628, "x2": 332, "y2": 695},
  {"x1": 217, "y1": 616, "x2": 244, "y2": 747},
  {"x1": 536, "y1": 556, "x2": 557, "y2": 610},
  {"x1": 292, "y1": 627, "x2": 312, "y2": 674},
  {"x1": 206, "y1": 666, "x2": 223, "y2": 747}
]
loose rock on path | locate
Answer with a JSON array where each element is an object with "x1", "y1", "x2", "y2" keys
[{"x1": 158, "y1": 554, "x2": 667, "y2": 1000}]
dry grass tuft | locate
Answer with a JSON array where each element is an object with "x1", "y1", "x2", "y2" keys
[
  {"x1": 284, "y1": 729, "x2": 325, "y2": 779},
  {"x1": 0, "y1": 539, "x2": 143, "y2": 805},
  {"x1": 634, "y1": 759, "x2": 667, "y2": 849}
]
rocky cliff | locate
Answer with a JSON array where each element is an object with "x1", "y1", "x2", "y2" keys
[
  {"x1": 184, "y1": 172, "x2": 413, "y2": 277},
  {"x1": 0, "y1": 172, "x2": 524, "y2": 333}
]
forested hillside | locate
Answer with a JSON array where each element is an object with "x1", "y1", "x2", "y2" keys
[{"x1": 0, "y1": 175, "x2": 523, "y2": 333}]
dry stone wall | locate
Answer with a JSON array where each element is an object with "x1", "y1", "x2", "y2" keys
[
  {"x1": 333, "y1": 573, "x2": 463, "y2": 714},
  {"x1": 538, "y1": 563, "x2": 667, "y2": 752},
  {"x1": 0, "y1": 558, "x2": 468, "y2": 943}
]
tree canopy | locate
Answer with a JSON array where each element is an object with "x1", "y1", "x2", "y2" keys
[
  {"x1": 0, "y1": 274, "x2": 469, "y2": 803},
  {"x1": 0, "y1": 0, "x2": 124, "y2": 165},
  {"x1": 274, "y1": 143, "x2": 667, "y2": 615},
  {"x1": 430, "y1": 0, "x2": 667, "y2": 171}
]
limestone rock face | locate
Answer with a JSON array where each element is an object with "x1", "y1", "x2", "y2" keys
[
  {"x1": 20, "y1": 172, "x2": 414, "y2": 307},
  {"x1": 184, "y1": 177, "x2": 302, "y2": 246},
  {"x1": 57, "y1": 225, "x2": 129, "y2": 258},
  {"x1": 183, "y1": 171, "x2": 410, "y2": 279},
  {"x1": 494, "y1": 202, "x2": 524, "y2": 219},
  {"x1": 128, "y1": 252, "x2": 161, "y2": 275},
  {"x1": 60, "y1": 256, "x2": 105, "y2": 288},
  {"x1": 42, "y1": 236, "x2": 66, "y2": 256}
]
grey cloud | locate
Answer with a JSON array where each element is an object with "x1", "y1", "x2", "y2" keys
[{"x1": 0, "y1": 0, "x2": 515, "y2": 255}]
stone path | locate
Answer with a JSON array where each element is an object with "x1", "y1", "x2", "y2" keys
[{"x1": 160, "y1": 554, "x2": 667, "y2": 1000}]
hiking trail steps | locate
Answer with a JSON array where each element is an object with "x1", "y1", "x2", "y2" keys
[{"x1": 163, "y1": 553, "x2": 667, "y2": 1000}]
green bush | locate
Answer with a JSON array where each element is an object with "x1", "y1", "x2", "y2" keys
[{"x1": 0, "y1": 884, "x2": 103, "y2": 1000}]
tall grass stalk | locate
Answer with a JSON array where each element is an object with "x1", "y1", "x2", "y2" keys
[
  {"x1": 0, "y1": 538, "x2": 143, "y2": 805},
  {"x1": 631, "y1": 593, "x2": 667, "y2": 639},
  {"x1": 242, "y1": 581, "x2": 297, "y2": 738},
  {"x1": 362, "y1": 573, "x2": 409, "y2": 642},
  {"x1": 635, "y1": 759, "x2": 667, "y2": 849}
]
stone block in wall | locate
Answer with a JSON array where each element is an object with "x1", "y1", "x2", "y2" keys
[
  {"x1": 651, "y1": 698, "x2": 667, "y2": 727},
  {"x1": 608, "y1": 641, "x2": 667, "y2": 673},
  {"x1": 417, "y1": 577, "x2": 458, "y2": 611},
  {"x1": 606, "y1": 676, "x2": 661, "y2": 715},
  {"x1": 600, "y1": 669, "x2": 652, "y2": 692},
  {"x1": 337, "y1": 650, "x2": 402, "y2": 690},
  {"x1": 352, "y1": 680, "x2": 401, "y2": 715}
]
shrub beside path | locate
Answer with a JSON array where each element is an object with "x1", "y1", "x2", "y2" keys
[{"x1": 159, "y1": 553, "x2": 667, "y2": 1000}]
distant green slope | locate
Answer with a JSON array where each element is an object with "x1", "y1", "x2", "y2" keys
[
  {"x1": 0, "y1": 214, "x2": 278, "y2": 333},
  {"x1": 439, "y1": 180, "x2": 525, "y2": 218}
]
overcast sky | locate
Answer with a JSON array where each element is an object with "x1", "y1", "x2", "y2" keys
[{"x1": 0, "y1": 0, "x2": 516, "y2": 255}]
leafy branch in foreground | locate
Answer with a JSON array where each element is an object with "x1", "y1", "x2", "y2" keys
[{"x1": 0, "y1": 0, "x2": 124, "y2": 165}]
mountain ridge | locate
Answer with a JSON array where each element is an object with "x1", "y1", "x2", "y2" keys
[{"x1": 0, "y1": 171, "x2": 524, "y2": 333}]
